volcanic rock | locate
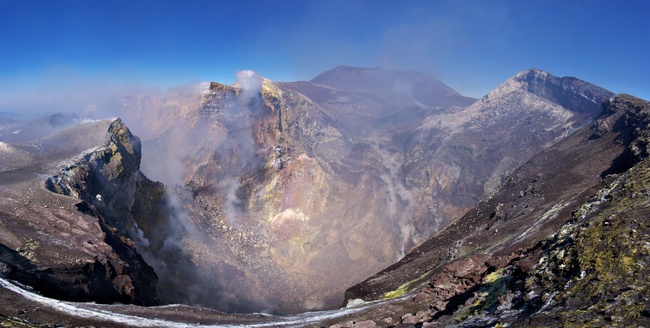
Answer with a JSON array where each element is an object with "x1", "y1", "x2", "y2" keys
[
  {"x1": 58, "y1": 66, "x2": 614, "y2": 313},
  {"x1": 336, "y1": 94, "x2": 650, "y2": 326},
  {"x1": 0, "y1": 72, "x2": 646, "y2": 327},
  {"x1": 0, "y1": 118, "x2": 159, "y2": 305}
]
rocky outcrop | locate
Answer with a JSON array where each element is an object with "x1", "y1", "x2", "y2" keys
[
  {"x1": 0, "y1": 118, "x2": 159, "y2": 306},
  {"x1": 46, "y1": 119, "x2": 167, "y2": 237},
  {"x1": 43, "y1": 119, "x2": 163, "y2": 305},
  {"x1": 0, "y1": 201, "x2": 158, "y2": 306},
  {"x1": 518, "y1": 68, "x2": 613, "y2": 114}
]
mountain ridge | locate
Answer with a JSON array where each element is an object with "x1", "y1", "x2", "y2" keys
[
  {"x1": 0, "y1": 66, "x2": 642, "y2": 324},
  {"x1": 308, "y1": 65, "x2": 476, "y2": 109},
  {"x1": 334, "y1": 94, "x2": 650, "y2": 327},
  {"x1": 398, "y1": 67, "x2": 613, "y2": 241}
]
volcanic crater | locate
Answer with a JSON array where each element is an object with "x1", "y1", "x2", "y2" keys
[{"x1": 1, "y1": 67, "x2": 648, "y2": 327}]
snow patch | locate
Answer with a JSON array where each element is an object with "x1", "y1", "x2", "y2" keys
[
  {"x1": 0, "y1": 277, "x2": 189, "y2": 327},
  {"x1": 0, "y1": 276, "x2": 387, "y2": 327}
]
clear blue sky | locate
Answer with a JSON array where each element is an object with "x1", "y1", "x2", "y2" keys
[{"x1": 1, "y1": 0, "x2": 648, "y2": 113}]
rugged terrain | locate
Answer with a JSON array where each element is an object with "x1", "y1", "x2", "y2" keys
[
  {"x1": 0, "y1": 118, "x2": 159, "y2": 306},
  {"x1": 329, "y1": 94, "x2": 650, "y2": 327},
  {"x1": 76, "y1": 66, "x2": 612, "y2": 313},
  {"x1": 1, "y1": 67, "x2": 646, "y2": 327}
]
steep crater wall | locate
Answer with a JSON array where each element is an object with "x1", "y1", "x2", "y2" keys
[
  {"x1": 42, "y1": 119, "x2": 161, "y2": 305},
  {"x1": 0, "y1": 119, "x2": 159, "y2": 306}
]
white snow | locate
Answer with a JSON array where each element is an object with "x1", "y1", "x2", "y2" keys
[
  {"x1": 0, "y1": 276, "x2": 395, "y2": 327},
  {"x1": 0, "y1": 277, "x2": 190, "y2": 327}
]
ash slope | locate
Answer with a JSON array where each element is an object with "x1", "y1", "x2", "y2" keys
[
  {"x1": 333, "y1": 94, "x2": 650, "y2": 327},
  {"x1": 0, "y1": 66, "x2": 614, "y2": 316}
]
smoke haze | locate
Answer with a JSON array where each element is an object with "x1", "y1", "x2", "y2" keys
[{"x1": 84, "y1": 71, "x2": 278, "y2": 313}]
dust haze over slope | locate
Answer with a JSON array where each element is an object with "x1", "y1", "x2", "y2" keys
[
  {"x1": 336, "y1": 94, "x2": 650, "y2": 327},
  {"x1": 0, "y1": 93, "x2": 648, "y2": 327},
  {"x1": 0, "y1": 66, "x2": 614, "y2": 315}
]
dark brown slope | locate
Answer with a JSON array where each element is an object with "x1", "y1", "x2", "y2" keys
[{"x1": 338, "y1": 95, "x2": 650, "y2": 324}]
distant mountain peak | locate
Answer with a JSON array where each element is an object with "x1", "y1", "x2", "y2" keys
[
  {"x1": 308, "y1": 65, "x2": 476, "y2": 108},
  {"x1": 315, "y1": 65, "x2": 378, "y2": 76},
  {"x1": 512, "y1": 67, "x2": 550, "y2": 81},
  {"x1": 483, "y1": 68, "x2": 613, "y2": 114},
  {"x1": 520, "y1": 66, "x2": 545, "y2": 74}
]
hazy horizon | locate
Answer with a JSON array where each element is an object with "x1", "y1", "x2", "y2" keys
[{"x1": 1, "y1": 0, "x2": 648, "y2": 114}]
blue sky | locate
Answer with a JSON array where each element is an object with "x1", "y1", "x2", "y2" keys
[{"x1": 0, "y1": 0, "x2": 648, "y2": 113}]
